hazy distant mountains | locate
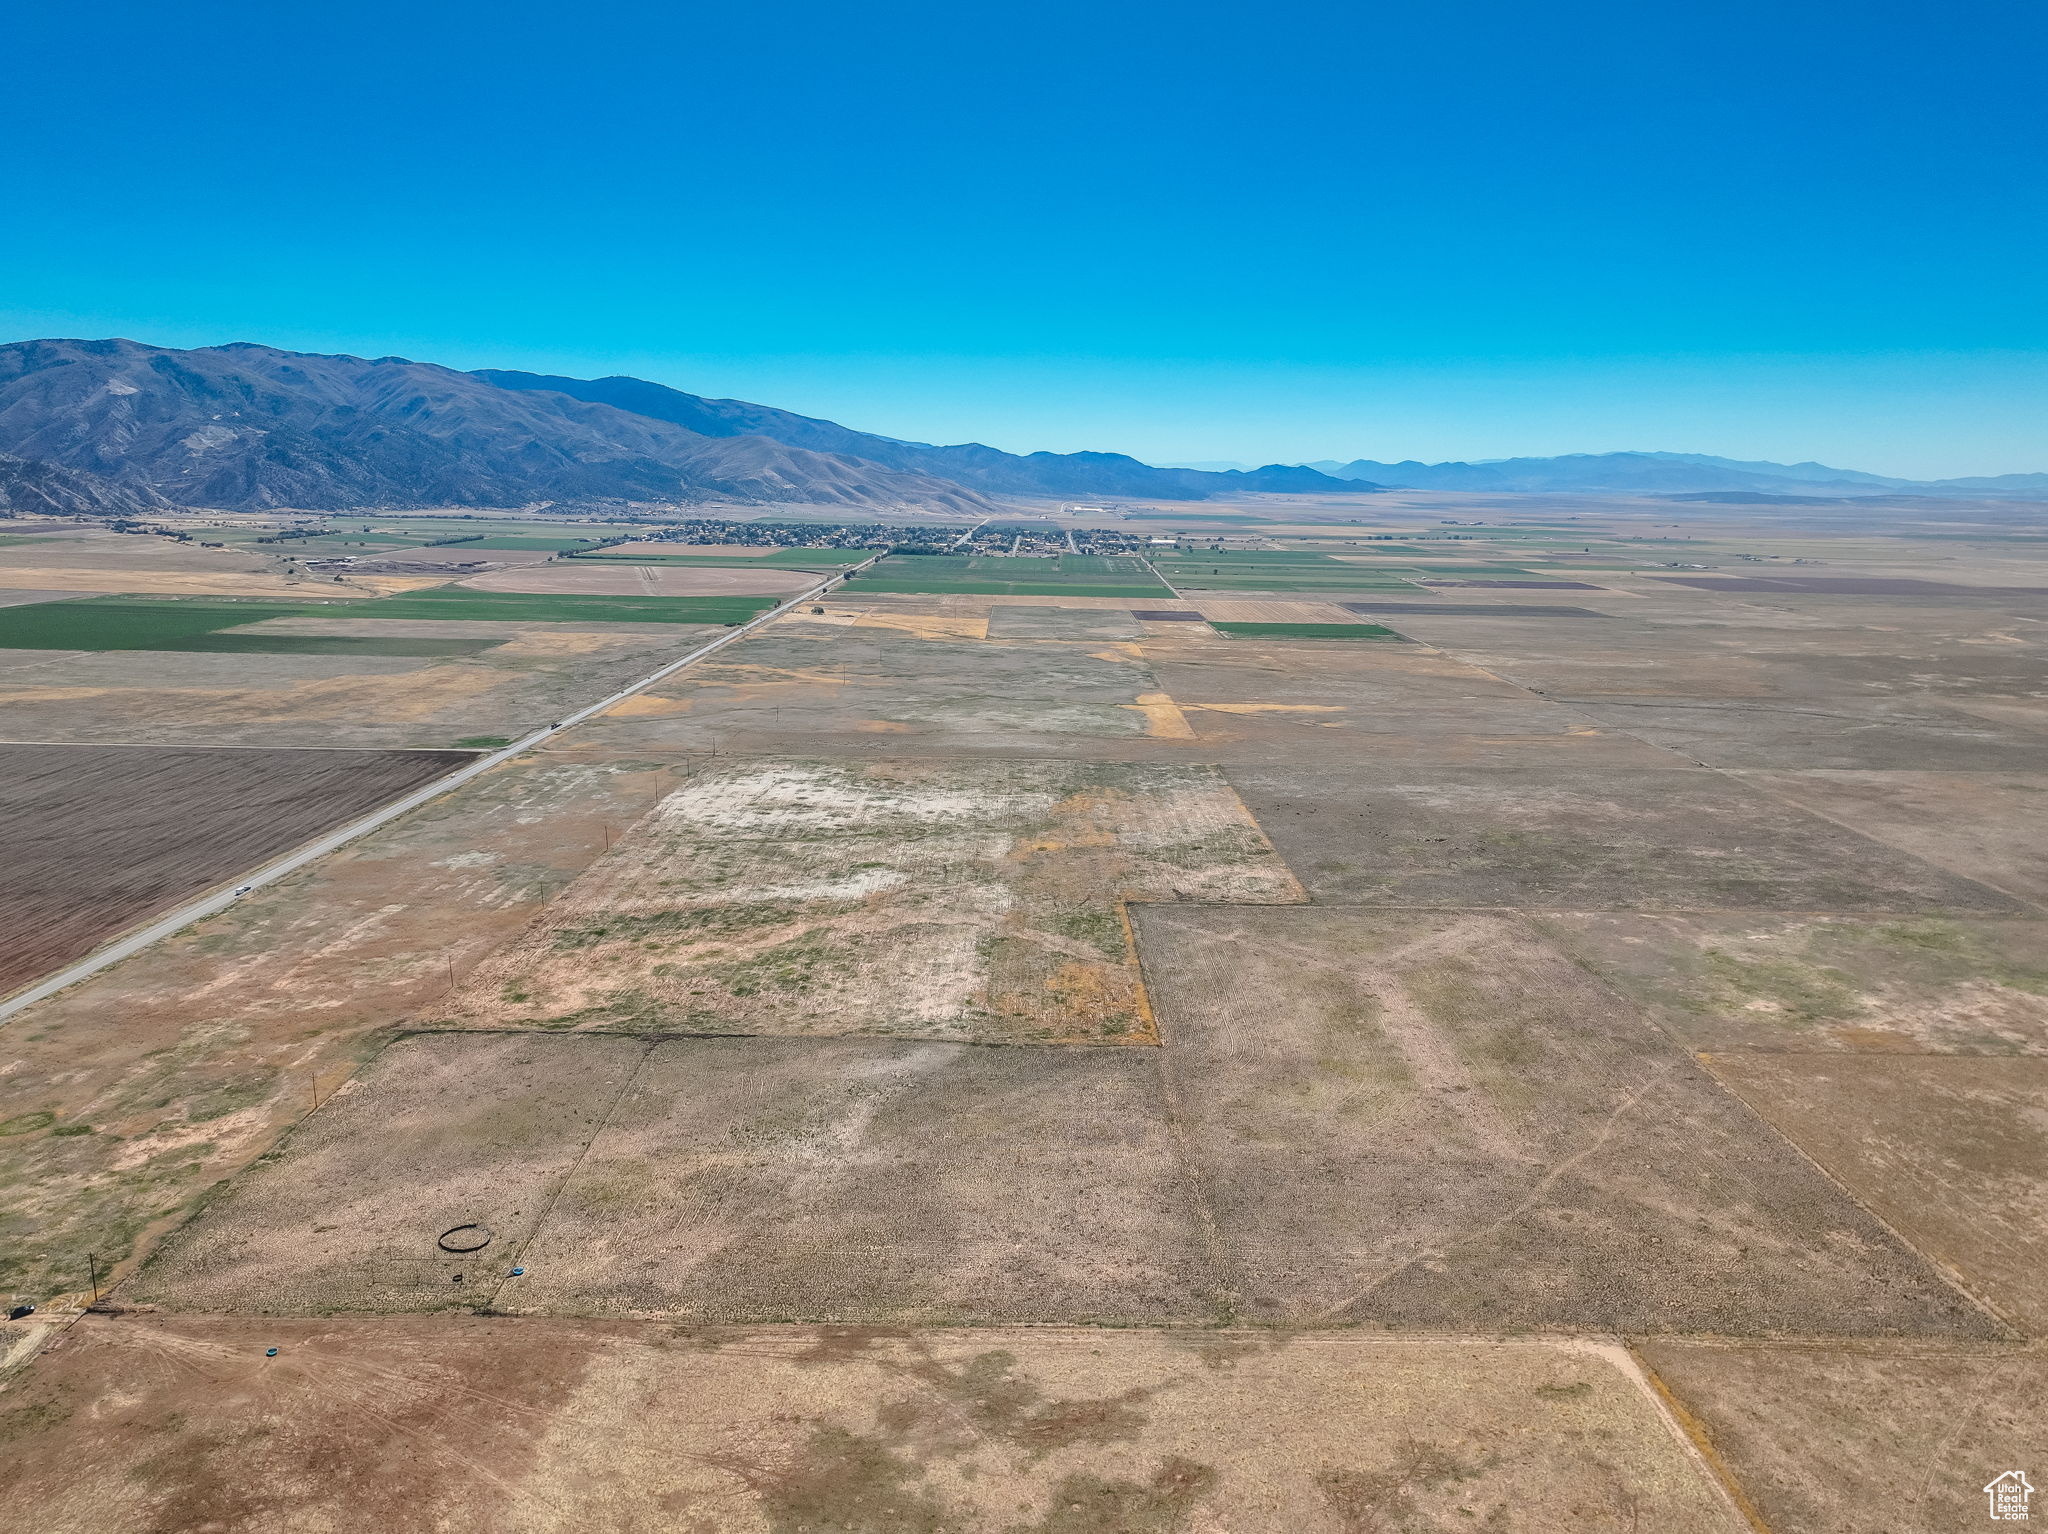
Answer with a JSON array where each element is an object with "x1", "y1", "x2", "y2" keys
[
  {"x1": 0, "y1": 340, "x2": 997, "y2": 514},
  {"x1": 1302, "y1": 451, "x2": 2048, "y2": 497},
  {"x1": 476, "y1": 370, "x2": 1356, "y2": 500}
]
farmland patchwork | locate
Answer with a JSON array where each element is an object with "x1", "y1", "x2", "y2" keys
[{"x1": 5, "y1": 504, "x2": 2048, "y2": 1531}]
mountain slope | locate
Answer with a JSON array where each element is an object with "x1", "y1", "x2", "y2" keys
[
  {"x1": 474, "y1": 369, "x2": 1367, "y2": 500},
  {"x1": 0, "y1": 340, "x2": 996, "y2": 513},
  {"x1": 0, "y1": 453, "x2": 167, "y2": 517}
]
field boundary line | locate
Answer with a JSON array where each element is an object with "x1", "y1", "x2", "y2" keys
[
  {"x1": 0, "y1": 557, "x2": 878, "y2": 1026},
  {"x1": 1622, "y1": 1343, "x2": 1778, "y2": 1534}
]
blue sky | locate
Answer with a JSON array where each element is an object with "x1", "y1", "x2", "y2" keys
[{"x1": 4, "y1": 0, "x2": 2043, "y2": 478}]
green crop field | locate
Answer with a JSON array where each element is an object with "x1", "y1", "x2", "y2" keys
[
  {"x1": 170, "y1": 634, "x2": 500, "y2": 656},
  {"x1": 1210, "y1": 621, "x2": 1403, "y2": 639},
  {"x1": 0, "y1": 588, "x2": 772, "y2": 650},
  {"x1": 0, "y1": 597, "x2": 358, "y2": 651}
]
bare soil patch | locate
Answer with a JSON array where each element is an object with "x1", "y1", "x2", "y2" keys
[
  {"x1": 433, "y1": 757, "x2": 1301, "y2": 1043},
  {"x1": 1537, "y1": 912, "x2": 2048, "y2": 1053},
  {"x1": 1227, "y1": 765, "x2": 2026, "y2": 912},
  {"x1": 0, "y1": 1317, "x2": 1747, "y2": 1533},
  {"x1": 1708, "y1": 1053, "x2": 2048, "y2": 1330},
  {"x1": 1639, "y1": 1338, "x2": 2048, "y2": 1534},
  {"x1": 0, "y1": 743, "x2": 470, "y2": 997},
  {"x1": 1136, "y1": 905, "x2": 2004, "y2": 1337}
]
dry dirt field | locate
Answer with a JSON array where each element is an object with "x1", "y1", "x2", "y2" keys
[
  {"x1": 1133, "y1": 904, "x2": 1999, "y2": 1337},
  {"x1": 1535, "y1": 911, "x2": 2048, "y2": 1053},
  {"x1": 0, "y1": 742, "x2": 471, "y2": 996},
  {"x1": 132, "y1": 1032, "x2": 1223, "y2": 1324},
  {"x1": 1225, "y1": 763, "x2": 2024, "y2": 910},
  {"x1": 432, "y1": 757, "x2": 1302, "y2": 1042},
  {"x1": 0, "y1": 1318, "x2": 1751, "y2": 1533},
  {"x1": 4, "y1": 497, "x2": 2048, "y2": 1530}
]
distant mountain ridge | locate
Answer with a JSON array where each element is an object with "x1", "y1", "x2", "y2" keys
[
  {"x1": 1302, "y1": 451, "x2": 2048, "y2": 497},
  {"x1": 474, "y1": 370, "x2": 1362, "y2": 501},
  {"x1": 0, "y1": 340, "x2": 997, "y2": 514}
]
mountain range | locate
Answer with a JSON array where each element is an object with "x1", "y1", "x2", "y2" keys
[
  {"x1": 0, "y1": 339, "x2": 1357, "y2": 515},
  {"x1": 475, "y1": 371, "x2": 1353, "y2": 502},
  {"x1": 0, "y1": 338, "x2": 2039, "y2": 517},
  {"x1": 1302, "y1": 451, "x2": 2048, "y2": 497}
]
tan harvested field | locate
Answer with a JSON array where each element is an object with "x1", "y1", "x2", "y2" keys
[
  {"x1": 0, "y1": 565, "x2": 436, "y2": 596},
  {"x1": 4, "y1": 496, "x2": 2048, "y2": 1523},
  {"x1": 1190, "y1": 598, "x2": 1367, "y2": 622},
  {"x1": 604, "y1": 541, "x2": 797, "y2": 555},
  {"x1": 460, "y1": 561, "x2": 815, "y2": 596},
  {"x1": 0, "y1": 1317, "x2": 1750, "y2": 1533},
  {"x1": 984, "y1": 603, "x2": 1144, "y2": 638},
  {"x1": 0, "y1": 742, "x2": 470, "y2": 996},
  {"x1": 433, "y1": 756, "x2": 1302, "y2": 1042}
]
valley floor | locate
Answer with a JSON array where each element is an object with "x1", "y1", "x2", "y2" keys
[{"x1": 2, "y1": 500, "x2": 2046, "y2": 1531}]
